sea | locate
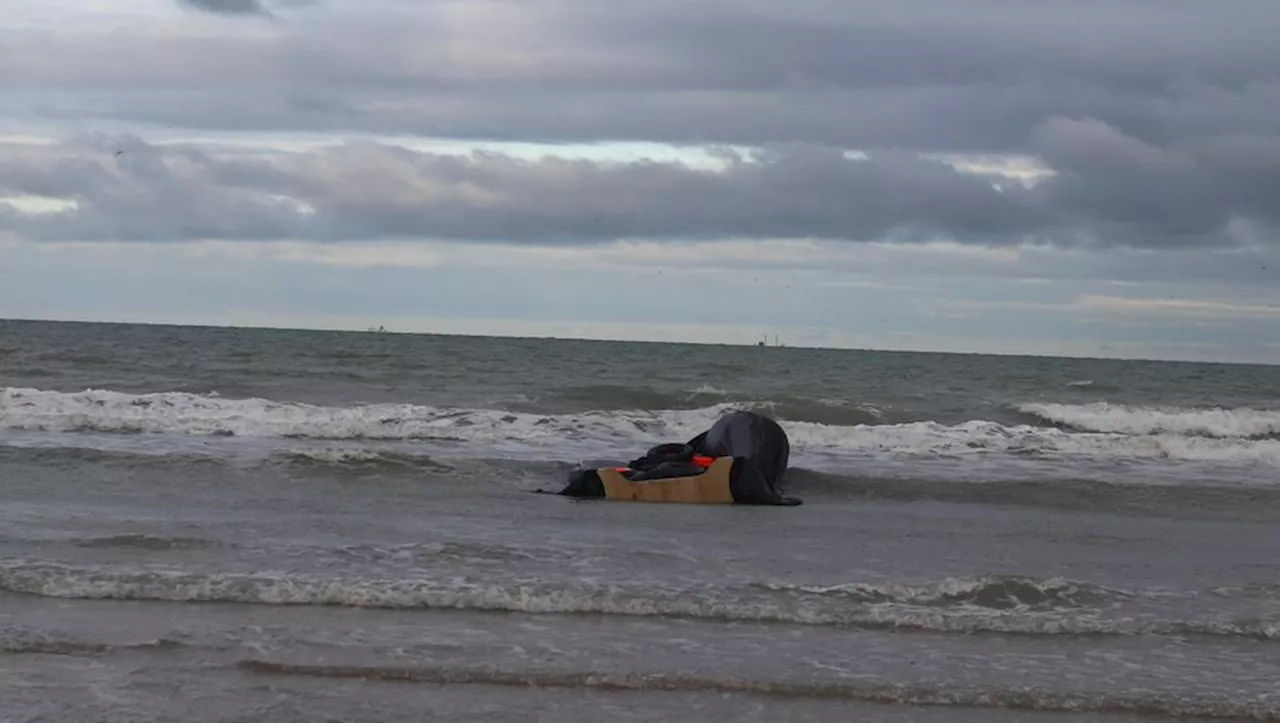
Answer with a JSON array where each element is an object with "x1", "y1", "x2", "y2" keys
[{"x1": 2, "y1": 318, "x2": 1279, "y2": 722}]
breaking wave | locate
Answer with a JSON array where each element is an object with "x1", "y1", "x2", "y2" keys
[
  {"x1": 1, "y1": 560, "x2": 1274, "y2": 640},
  {"x1": 1020, "y1": 402, "x2": 1280, "y2": 439},
  {"x1": 0, "y1": 385, "x2": 712, "y2": 450},
  {"x1": 5, "y1": 386, "x2": 1280, "y2": 468}
]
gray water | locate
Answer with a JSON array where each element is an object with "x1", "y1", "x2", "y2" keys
[{"x1": 2, "y1": 318, "x2": 1280, "y2": 721}]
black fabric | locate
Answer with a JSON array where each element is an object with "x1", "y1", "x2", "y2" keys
[
  {"x1": 626, "y1": 443, "x2": 696, "y2": 472},
  {"x1": 728, "y1": 458, "x2": 802, "y2": 506},
  {"x1": 685, "y1": 411, "x2": 791, "y2": 489},
  {"x1": 559, "y1": 468, "x2": 605, "y2": 498}
]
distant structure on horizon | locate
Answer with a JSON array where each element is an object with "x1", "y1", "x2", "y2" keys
[{"x1": 756, "y1": 334, "x2": 784, "y2": 348}]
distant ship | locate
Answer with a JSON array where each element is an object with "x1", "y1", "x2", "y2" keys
[{"x1": 756, "y1": 334, "x2": 784, "y2": 348}]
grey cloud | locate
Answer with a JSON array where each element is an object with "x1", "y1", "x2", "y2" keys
[
  {"x1": 1028, "y1": 118, "x2": 1280, "y2": 248},
  {"x1": 2, "y1": 0, "x2": 1278, "y2": 155},
  {"x1": 10, "y1": 81, "x2": 1280, "y2": 159},
  {"x1": 1, "y1": 125, "x2": 1276, "y2": 252},
  {"x1": 177, "y1": 0, "x2": 272, "y2": 16},
  {"x1": 0, "y1": 136, "x2": 1039, "y2": 244},
  {"x1": 615, "y1": 0, "x2": 1277, "y2": 96},
  {"x1": 0, "y1": 138, "x2": 305, "y2": 242},
  {"x1": 14, "y1": 1, "x2": 1280, "y2": 93}
]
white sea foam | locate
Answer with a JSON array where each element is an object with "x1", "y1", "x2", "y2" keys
[
  {"x1": 0, "y1": 385, "x2": 718, "y2": 459},
  {"x1": 4, "y1": 386, "x2": 1280, "y2": 467},
  {"x1": 1020, "y1": 402, "x2": 1280, "y2": 438}
]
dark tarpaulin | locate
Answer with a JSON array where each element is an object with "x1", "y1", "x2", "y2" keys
[{"x1": 686, "y1": 410, "x2": 791, "y2": 489}]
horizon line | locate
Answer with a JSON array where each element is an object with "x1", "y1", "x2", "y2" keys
[{"x1": 2, "y1": 315, "x2": 1270, "y2": 368}]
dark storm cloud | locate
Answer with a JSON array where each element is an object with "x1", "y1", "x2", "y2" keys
[{"x1": 1, "y1": 125, "x2": 1276, "y2": 251}]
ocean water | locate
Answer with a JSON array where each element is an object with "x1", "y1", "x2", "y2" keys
[{"x1": 2, "y1": 318, "x2": 1280, "y2": 722}]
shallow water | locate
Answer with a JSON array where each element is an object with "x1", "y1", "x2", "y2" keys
[{"x1": 2, "y1": 319, "x2": 1279, "y2": 720}]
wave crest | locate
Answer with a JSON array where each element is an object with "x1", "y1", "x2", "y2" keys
[
  {"x1": 1020, "y1": 402, "x2": 1280, "y2": 439},
  {"x1": 0, "y1": 386, "x2": 716, "y2": 449},
  {"x1": 1, "y1": 560, "x2": 1275, "y2": 640},
  {"x1": 6, "y1": 386, "x2": 1280, "y2": 468},
  {"x1": 757, "y1": 575, "x2": 1113, "y2": 610}
]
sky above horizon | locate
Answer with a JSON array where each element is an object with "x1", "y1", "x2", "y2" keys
[{"x1": 2, "y1": 0, "x2": 1279, "y2": 363}]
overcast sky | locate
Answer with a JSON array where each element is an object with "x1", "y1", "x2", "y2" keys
[{"x1": 2, "y1": 0, "x2": 1279, "y2": 362}]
